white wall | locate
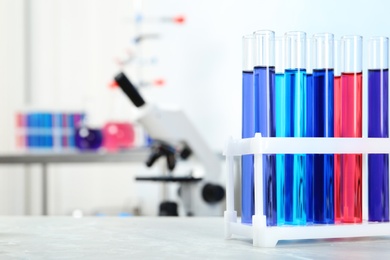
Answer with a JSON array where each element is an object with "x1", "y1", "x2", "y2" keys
[
  {"x1": 0, "y1": 0, "x2": 27, "y2": 215},
  {"x1": 1, "y1": 0, "x2": 390, "y2": 215},
  {"x1": 27, "y1": 0, "x2": 390, "y2": 150}
]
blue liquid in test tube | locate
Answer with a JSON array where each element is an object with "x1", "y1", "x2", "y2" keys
[
  {"x1": 313, "y1": 68, "x2": 334, "y2": 224},
  {"x1": 254, "y1": 30, "x2": 276, "y2": 226},
  {"x1": 284, "y1": 31, "x2": 308, "y2": 225},
  {"x1": 254, "y1": 65, "x2": 276, "y2": 226},
  {"x1": 242, "y1": 71, "x2": 255, "y2": 223},
  {"x1": 285, "y1": 68, "x2": 307, "y2": 225},
  {"x1": 305, "y1": 38, "x2": 314, "y2": 224},
  {"x1": 275, "y1": 36, "x2": 286, "y2": 225},
  {"x1": 275, "y1": 72, "x2": 285, "y2": 225},
  {"x1": 312, "y1": 34, "x2": 334, "y2": 224},
  {"x1": 306, "y1": 72, "x2": 314, "y2": 224},
  {"x1": 368, "y1": 37, "x2": 389, "y2": 222},
  {"x1": 368, "y1": 69, "x2": 389, "y2": 221},
  {"x1": 241, "y1": 35, "x2": 255, "y2": 224}
]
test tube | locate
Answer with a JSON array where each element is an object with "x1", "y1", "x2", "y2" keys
[
  {"x1": 341, "y1": 35, "x2": 363, "y2": 223},
  {"x1": 312, "y1": 33, "x2": 334, "y2": 224},
  {"x1": 334, "y1": 39, "x2": 342, "y2": 223},
  {"x1": 275, "y1": 36, "x2": 285, "y2": 225},
  {"x1": 241, "y1": 34, "x2": 255, "y2": 224},
  {"x1": 253, "y1": 30, "x2": 276, "y2": 226},
  {"x1": 284, "y1": 31, "x2": 307, "y2": 225},
  {"x1": 368, "y1": 36, "x2": 389, "y2": 222},
  {"x1": 305, "y1": 37, "x2": 314, "y2": 224}
]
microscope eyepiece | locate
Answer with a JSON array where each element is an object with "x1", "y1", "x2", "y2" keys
[{"x1": 114, "y1": 72, "x2": 146, "y2": 108}]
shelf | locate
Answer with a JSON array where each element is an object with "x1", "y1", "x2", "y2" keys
[{"x1": 0, "y1": 148, "x2": 150, "y2": 164}]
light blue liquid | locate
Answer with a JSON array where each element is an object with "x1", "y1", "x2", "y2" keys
[
  {"x1": 241, "y1": 71, "x2": 255, "y2": 224},
  {"x1": 275, "y1": 73, "x2": 285, "y2": 225},
  {"x1": 306, "y1": 74, "x2": 314, "y2": 224},
  {"x1": 254, "y1": 66, "x2": 276, "y2": 226},
  {"x1": 285, "y1": 68, "x2": 306, "y2": 225}
]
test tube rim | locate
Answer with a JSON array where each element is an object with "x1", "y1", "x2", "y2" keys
[
  {"x1": 253, "y1": 30, "x2": 275, "y2": 67},
  {"x1": 253, "y1": 29, "x2": 275, "y2": 36},
  {"x1": 284, "y1": 31, "x2": 306, "y2": 69},
  {"x1": 242, "y1": 34, "x2": 256, "y2": 71},
  {"x1": 341, "y1": 35, "x2": 363, "y2": 73},
  {"x1": 242, "y1": 34, "x2": 255, "y2": 40},
  {"x1": 368, "y1": 36, "x2": 389, "y2": 41},
  {"x1": 341, "y1": 35, "x2": 363, "y2": 41},
  {"x1": 313, "y1": 32, "x2": 334, "y2": 44},
  {"x1": 284, "y1": 31, "x2": 306, "y2": 39},
  {"x1": 368, "y1": 36, "x2": 389, "y2": 70},
  {"x1": 313, "y1": 33, "x2": 334, "y2": 69}
]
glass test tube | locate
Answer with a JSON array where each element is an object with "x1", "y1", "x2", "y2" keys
[
  {"x1": 275, "y1": 36, "x2": 285, "y2": 225},
  {"x1": 305, "y1": 37, "x2": 314, "y2": 224},
  {"x1": 334, "y1": 39, "x2": 342, "y2": 223},
  {"x1": 253, "y1": 30, "x2": 276, "y2": 226},
  {"x1": 241, "y1": 34, "x2": 256, "y2": 224},
  {"x1": 368, "y1": 37, "x2": 389, "y2": 222},
  {"x1": 312, "y1": 33, "x2": 334, "y2": 224},
  {"x1": 284, "y1": 31, "x2": 307, "y2": 225},
  {"x1": 341, "y1": 35, "x2": 363, "y2": 223}
]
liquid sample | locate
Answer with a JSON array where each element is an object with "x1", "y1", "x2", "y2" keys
[
  {"x1": 103, "y1": 122, "x2": 135, "y2": 152},
  {"x1": 254, "y1": 66, "x2": 276, "y2": 226},
  {"x1": 285, "y1": 68, "x2": 306, "y2": 225},
  {"x1": 341, "y1": 72, "x2": 362, "y2": 223},
  {"x1": 275, "y1": 73, "x2": 286, "y2": 225},
  {"x1": 241, "y1": 70, "x2": 255, "y2": 224},
  {"x1": 75, "y1": 127, "x2": 103, "y2": 151},
  {"x1": 368, "y1": 69, "x2": 389, "y2": 222},
  {"x1": 306, "y1": 73, "x2": 314, "y2": 224},
  {"x1": 312, "y1": 69, "x2": 334, "y2": 224},
  {"x1": 334, "y1": 75, "x2": 342, "y2": 222}
]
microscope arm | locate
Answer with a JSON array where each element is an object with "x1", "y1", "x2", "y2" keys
[{"x1": 115, "y1": 72, "x2": 221, "y2": 183}]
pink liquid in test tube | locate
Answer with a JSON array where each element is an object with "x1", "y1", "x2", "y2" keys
[
  {"x1": 341, "y1": 72, "x2": 362, "y2": 223},
  {"x1": 340, "y1": 35, "x2": 363, "y2": 223},
  {"x1": 334, "y1": 75, "x2": 342, "y2": 223}
]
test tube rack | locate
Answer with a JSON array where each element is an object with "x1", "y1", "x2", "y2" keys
[{"x1": 223, "y1": 133, "x2": 390, "y2": 247}]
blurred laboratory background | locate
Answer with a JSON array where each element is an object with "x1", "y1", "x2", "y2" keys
[{"x1": 0, "y1": 0, "x2": 389, "y2": 217}]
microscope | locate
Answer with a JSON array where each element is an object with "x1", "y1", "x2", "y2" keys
[{"x1": 114, "y1": 72, "x2": 225, "y2": 216}]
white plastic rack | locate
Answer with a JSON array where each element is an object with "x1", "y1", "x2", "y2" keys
[{"x1": 223, "y1": 134, "x2": 390, "y2": 247}]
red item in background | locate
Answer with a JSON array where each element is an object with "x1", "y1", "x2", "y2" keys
[
  {"x1": 103, "y1": 122, "x2": 135, "y2": 152},
  {"x1": 174, "y1": 15, "x2": 185, "y2": 24},
  {"x1": 15, "y1": 112, "x2": 26, "y2": 148}
]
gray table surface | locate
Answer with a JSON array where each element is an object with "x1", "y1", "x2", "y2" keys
[
  {"x1": 0, "y1": 148, "x2": 150, "y2": 164},
  {"x1": 0, "y1": 217, "x2": 389, "y2": 259}
]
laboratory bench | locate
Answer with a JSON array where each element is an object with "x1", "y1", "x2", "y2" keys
[{"x1": 0, "y1": 216, "x2": 389, "y2": 259}]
